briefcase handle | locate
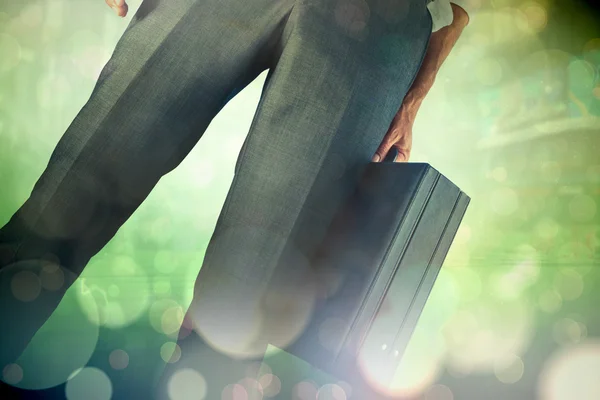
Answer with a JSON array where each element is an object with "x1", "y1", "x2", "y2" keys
[{"x1": 380, "y1": 147, "x2": 399, "y2": 163}]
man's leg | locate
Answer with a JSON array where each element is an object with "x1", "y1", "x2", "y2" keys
[
  {"x1": 0, "y1": 0, "x2": 296, "y2": 386},
  {"x1": 155, "y1": 0, "x2": 433, "y2": 399}
]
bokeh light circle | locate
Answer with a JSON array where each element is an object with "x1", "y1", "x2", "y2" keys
[
  {"x1": 149, "y1": 299, "x2": 185, "y2": 338},
  {"x1": 68, "y1": 30, "x2": 111, "y2": 81},
  {"x1": 334, "y1": 0, "x2": 371, "y2": 38},
  {"x1": 491, "y1": 8, "x2": 535, "y2": 38},
  {"x1": 168, "y1": 368, "x2": 207, "y2": 400},
  {"x1": 2, "y1": 363, "x2": 23, "y2": 385},
  {"x1": 245, "y1": 361, "x2": 272, "y2": 380},
  {"x1": 222, "y1": 383, "x2": 248, "y2": 400},
  {"x1": 553, "y1": 269, "x2": 584, "y2": 301},
  {"x1": 161, "y1": 305, "x2": 185, "y2": 337},
  {"x1": 19, "y1": 4, "x2": 44, "y2": 28},
  {"x1": 354, "y1": 264, "x2": 459, "y2": 397},
  {"x1": 0, "y1": 34, "x2": 21, "y2": 73},
  {"x1": 568, "y1": 59, "x2": 596, "y2": 94},
  {"x1": 583, "y1": 38, "x2": 600, "y2": 62},
  {"x1": 0, "y1": 261, "x2": 99, "y2": 390},
  {"x1": 538, "y1": 340, "x2": 600, "y2": 400},
  {"x1": 259, "y1": 373, "x2": 281, "y2": 398},
  {"x1": 568, "y1": 195, "x2": 596, "y2": 222},
  {"x1": 388, "y1": 329, "x2": 446, "y2": 398},
  {"x1": 293, "y1": 381, "x2": 318, "y2": 400},
  {"x1": 315, "y1": 267, "x2": 346, "y2": 300},
  {"x1": 318, "y1": 317, "x2": 349, "y2": 352},
  {"x1": 443, "y1": 241, "x2": 471, "y2": 268},
  {"x1": 490, "y1": 167, "x2": 507, "y2": 182},
  {"x1": 237, "y1": 377, "x2": 263, "y2": 399},
  {"x1": 160, "y1": 342, "x2": 182, "y2": 364},
  {"x1": 317, "y1": 383, "x2": 347, "y2": 400},
  {"x1": 552, "y1": 318, "x2": 588, "y2": 346},
  {"x1": 475, "y1": 58, "x2": 503, "y2": 86},
  {"x1": 455, "y1": 224, "x2": 472, "y2": 245},
  {"x1": 520, "y1": 1, "x2": 548, "y2": 32},
  {"x1": 518, "y1": 50, "x2": 573, "y2": 90},
  {"x1": 40, "y1": 262, "x2": 65, "y2": 291},
  {"x1": 107, "y1": 284, "x2": 120, "y2": 298},
  {"x1": 75, "y1": 255, "x2": 150, "y2": 328},
  {"x1": 154, "y1": 250, "x2": 180, "y2": 274},
  {"x1": 150, "y1": 299, "x2": 184, "y2": 337},
  {"x1": 494, "y1": 354, "x2": 525, "y2": 384},
  {"x1": 490, "y1": 187, "x2": 519, "y2": 215},
  {"x1": 153, "y1": 278, "x2": 172, "y2": 296},
  {"x1": 424, "y1": 384, "x2": 454, "y2": 400},
  {"x1": 10, "y1": 270, "x2": 41, "y2": 302},
  {"x1": 538, "y1": 290, "x2": 563, "y2": 314},
  {"x1": 336, "y1": 381, "x2": 353, "y2": 399},
  {"x1": 357, "y1": 323, "x2": 446, "y2": 397},
  {"x1": 535, "y1": 218, "x2": 560, "y2": 240},
  {"x1": 65, "y1": 367, "x2": 112, "y2": 400},
  {"x1": 109, "y1": 349, "x2": 129, "y2": 370},
  {"x1": 146, "y1": 216, "x2": 175, "y2": 245}
]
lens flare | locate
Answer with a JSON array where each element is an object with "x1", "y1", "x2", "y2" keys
[{"x1": 538, "y1": 340, "x2": 600, "y2": 400}]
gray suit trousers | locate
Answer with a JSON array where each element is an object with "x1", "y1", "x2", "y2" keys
[{"x1": 0, "y1": 0, "x2": 432, "y2": 398}]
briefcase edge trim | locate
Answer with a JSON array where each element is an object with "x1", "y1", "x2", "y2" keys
[
  {"x1": 388, "y1": 190, "x2": 470, "y2": 358},
  {"x1": 333, "y1": 165, "x2": 440, "y2": 365}
]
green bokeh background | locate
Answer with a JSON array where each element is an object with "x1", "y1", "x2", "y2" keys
[{"x1": 1, "y1": 0, "x2": 600, "y2": 399}]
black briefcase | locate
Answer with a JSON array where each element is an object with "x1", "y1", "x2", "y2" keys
[{"x1": 284, "y1": 159, "x2": 470, "y2": 397}]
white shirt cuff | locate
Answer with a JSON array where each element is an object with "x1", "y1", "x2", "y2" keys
[
  {"x1": 427, "y1": 0, "x2": 454, "y2": 32},
  {"x1": 428, "y1": 0, "x2": 473, "y2": 32},
  {"x1": 450, "y1": 0, "x2": 473, "y2": 16}
]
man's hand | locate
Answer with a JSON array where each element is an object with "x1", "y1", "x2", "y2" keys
[
  {"x1": 106, "y1": 0, "x2": 128, "y2": 17},
  {"x1": 372, "y1": 3, "x2": 470, "y2": 163},
  {"x1": 373, "y1": 95, "x2": 421, "y2": 163}
]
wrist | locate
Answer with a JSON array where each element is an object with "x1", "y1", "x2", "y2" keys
[
  {"x1": 398, "y1": 95, "x2": 422, "y2": 120},
  {"x1": 403, "y1": 84, "x2": 430, "y2": 109}
]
